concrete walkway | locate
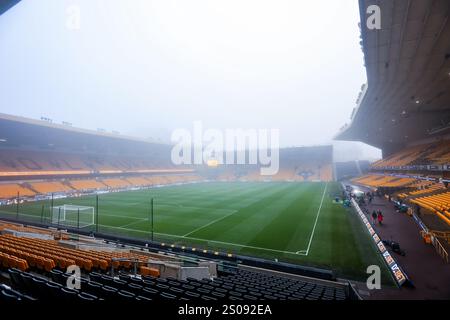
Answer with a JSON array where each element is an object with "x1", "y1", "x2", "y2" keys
[{"x1": 358, "y1": 193, "x2": 450, "y2": 299}]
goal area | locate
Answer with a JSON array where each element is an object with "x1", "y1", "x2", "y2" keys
[{"x1": 51, "y1": 204, "x2": 95, "y2": 228}]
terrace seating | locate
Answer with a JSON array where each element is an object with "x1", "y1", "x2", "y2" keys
[
  {"x1": 352, "y1": 175, "x2": 415, "y2": 188},
  {"x1": 5, "y1": 266, "x2": 348, "y2": 301},
  {"x1": 30, "y1": 181, "x2": 73, "y2": 194},
  {"x1": 102, "y1": 179, "x2": 132, "y2": 189},
  {"x1": 126, "y1": 177, "x2": 150, "y2": 186},
  {"x1": 0, "y1": 252, "x2": 29, "y2": 271},
  {"x1": 0, "y1": 183, "x2": 35, "y2": 199},
  {"x1": 0, "y1": 234, "x2": 157, "y2": 273},
  {"x1": 0, "y1": 283, "x2": 34, "y2": 301},
  {"x1": 371, "y1": 140, "x2": 450, "y2": 168},
  {"x1": 0, "y1": 222, "x2": 67, "y2": 238},
  {"x1": 410, "y1": 191, "x2": 450, "y2": 225},
  {"x1": 69, "y1": 179, "x2": 106, "y2": 191}
]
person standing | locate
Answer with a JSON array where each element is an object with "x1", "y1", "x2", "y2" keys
[
  {"x1": 377, "y1": 211, "x2": 384, "y2": 225},
  {"x1": 371, "y1": 211, "x2": 377, "y2": 224}
]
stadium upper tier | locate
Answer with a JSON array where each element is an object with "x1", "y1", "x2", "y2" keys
[
  {"x1": 0, "y1": 113, "x2": 173, "y2": 161},
  {"x1": 410, "y1": 192, "x2": 450, "y2": 225},
  {"x1": 0, "y1": 149, "x2": 193, "y2": 177},
  {"x1": 371, "y1": 139, "x2": 450, "y2": 169},
  {"x1": 335, "y1": 0, "x2": 450, "y2": 157}
]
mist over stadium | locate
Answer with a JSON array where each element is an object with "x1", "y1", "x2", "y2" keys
[{"x1": 0, "y1": 0, "x2": 449, "y2": 311}]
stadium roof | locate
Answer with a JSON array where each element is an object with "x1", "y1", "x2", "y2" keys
[
  {"x1": 0, "y1": 112, "x2": 166, "y2": 145},
  {"x1": 0, "y1": 113, "x2": 172, "y2": 157},
  {"x1": 335, "y1": 0, "x2": 450, "y2": 155},
  {"x1": 0, "y1": 0, "x2": 20, "y2": 16}
]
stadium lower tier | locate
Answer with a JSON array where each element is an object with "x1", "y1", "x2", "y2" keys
[
  {"x1": 1, "y1": 268, "x2": 348, "y2": 302},
  {"x1": 351, "y1": 174, "x2": 416, "y2": 188},
  {"x1": 351, "y1": 174, "x2": 450, "y2": 226},
  {"x1": 410, "y1": 192, "x2": 450, "y2": 226},
  {"x1": 0, "y1": 220, "x2": 353, "y2": 302},
  {"x1": 0, "y1": 174, "x2": 203, "y2": 200}
]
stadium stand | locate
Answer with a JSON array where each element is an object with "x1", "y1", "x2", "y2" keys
[
  {"x1": 0, "y1": 183, "x2": 35, "y2": 199},
  {"x1": 68, "y1": 179, "x2": 107, "y2": 191},
  {"x1": 101, "y1": 178, "x2": 132, "y2": 189},
  {"x1": 353, "y1": 174, "x2": 416, "y2": 188},
  {"x1": 0, "y1": 224, "x2": 353, "y2": 301},
  {"x1": 2, "y1": 266, "x2": 349, "y2": 301},
  {"x1": 29, "y1": 181, "x2": 73, "y2": 194},
  {"x1": 410, "y1": 192, "x2": 450, "y2": 226},
  {"x1": 372, "y1": 140, "x2": 450, "y2": 169},
  {"x1": 126, "y1": 177, "x2": 151, "y2": 186}
]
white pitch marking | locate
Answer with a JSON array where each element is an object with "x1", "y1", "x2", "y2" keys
[
  {"x1": 99, "y1": 213, "x2": 147, "y2": 220},
  {"x1": 181, "y1": 209, "x2": 238, "y2": 237},
  {"x1": 305, "y1": 182, "x2": 328, "y2": 256},
  {"x1": 96, "y1": 223, "x2": 306, "y2": 256},
  {"x1": 119, "y1": 218, "x2": 148, "y2": 229}
]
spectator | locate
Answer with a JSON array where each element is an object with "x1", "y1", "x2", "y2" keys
[
  {"x1": 371, "y1": 211, "x2": 377, "y2": 224},
  {"x1": 377, "y1": 211, "x2": 384, "y2": 225}
]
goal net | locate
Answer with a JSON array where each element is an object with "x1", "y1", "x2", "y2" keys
[{"x1": 51, "y1": 204, "x2": 95, "y2": 228}]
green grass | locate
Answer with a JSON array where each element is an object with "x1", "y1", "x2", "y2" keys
[{"x1": 0, "y1": 181, "x2": 392, "y2": 282}]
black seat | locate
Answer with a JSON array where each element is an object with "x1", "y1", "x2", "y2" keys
[
  {"x1": 20, "y1": 273, "x2": 34, "y2": 293},
  {"x1": 141, "y1": 287, "x2": 158, "y2": 299},
  {"x1": 1, "y1": 289, "x2": 19, "y2": 301},
  {"x1": 101, "y1": 286, "x2": 118, "y2": 299},
  {"x1": 78, "y1": 292, "x2": 97, "y2": 301},
  {"x1": 184, "y1": 291, "x2": 200, "y2": 299},
  {"x1": 127, "y1": 283, "x2": 143, "y2": 294},
  {"x1": 142, "y1": 279, "x2": 155, "y2": 286},
  {"x1": 60, "y1": 287, "x2": 78, "y2": 300},
  {"x1": 60, "y1": 273, "x2": 70, "y2": 287},
  {"x1": 160, "y1": 292, "x2": 176, "y2": 300},
  {"x1": 113, "y1": 278, "x2": 127, "y2": 290},
  {"x1": 169, "y1": 287, "x2": 183, "y2": 296},
  {"x1": 181, "y1": 284, "x2": 195, "y2": 291},
  {"x1": 118, "y1": 274, "x2": 131, "y2": 282},
  {"x1": 168, "y1": 280, "x2": 181, "y2": 287},
  {"x1": 130, "y1": 277, "x2": 143, "y2": 284},
  {"x1": 8, "y1": 269, "x2": 24, "y2": 289},
  {"x1": 142, "y1": 275, "x2": 157, "y2": 281},
  {"x1": 85, "y1": 281, "x2": 103, "y2": 297},
  {"x1": 196, "y1": 287, "x2": 210, "y2": 295},
  {"x1": 118, "y1": 290, "x2": 135, "y2": 301},
  {"x1": 155, "y1": 277, "x2": 168, "y2": 284},
  {"x1": 156, "y1": 283, "x2": 169, "y2": 291},
  {"x1": 136, "y1": 295, "x2": 152, "y2": 301},
  {"x1": 228, "y1": 291, "x2": 242, "y2": 298},
  {"x1": 30, "y1": 277, "x2": 47, "y2": 297},
  {"x1": 50, "y1": 269, "x2": 63, "y2": 285},
  {"x1": 211, "y1": 291, "x2": 225, "y2": 299},
  {"x1": 45, "y1": 281, "x2": 62, "y2": 299},
  {"x1": 89, "y1": 272, "x2": 102, "y2": 283},
  {"x1": 101, "y1": 275, "x2": 114, "y2": 286}
]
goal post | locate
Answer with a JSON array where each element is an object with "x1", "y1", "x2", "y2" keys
[{"x1": 51, "y1": 204, "x2": 95, "y2": 228}]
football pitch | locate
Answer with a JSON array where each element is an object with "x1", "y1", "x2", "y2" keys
[{"x1": 0, "y1": 181, "x2": 390, "y2": 281}]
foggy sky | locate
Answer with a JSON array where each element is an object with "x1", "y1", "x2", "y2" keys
[{"x1": 0, "y1": 0, "x2": 381, "y2": 160}]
